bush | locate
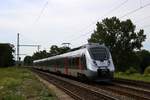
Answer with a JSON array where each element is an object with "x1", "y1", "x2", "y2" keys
[
  {"x1": 125, "y1": 67, "x2": 137, "y2": 75},
  {"x1": 144, "y1": 66, "x2": 150, "y2": 75}
]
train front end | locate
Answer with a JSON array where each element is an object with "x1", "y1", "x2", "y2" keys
[{"x1": 85, "y1": 44, "x2": 115, "y2": 81}]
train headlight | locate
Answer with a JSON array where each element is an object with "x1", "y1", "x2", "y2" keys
[{"x1": 93, "y1": 60, "x2": 97, "y2": 66}]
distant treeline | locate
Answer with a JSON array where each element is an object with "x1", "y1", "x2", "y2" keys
[
  {"x1": 23, "y1": 45, "x2": 70, "y2": 66},
  {"x1": 0, "y1": 43, "x2": 15, "y2": 67}
]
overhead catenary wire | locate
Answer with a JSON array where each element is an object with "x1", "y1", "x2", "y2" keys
[
  {"x1": 120, "y1": 2, "x2": 150, "y2": 18},
  {"x1": 63, "y1": 0, "x2": 129, "y2": 43},
  {"x1": 71, "y1": 30, "x2": 93, "y2": 42},
  {"x1": 69, "y1": 1, "x2": 150, "y2": 44},
  {"x1": 103, "y1": 0, "x2": 128, "y2": 17},
  {"x1": 134, "y1": 15, "x2": 150, "y2": 23},
  {"x1": 25, "y1": 0, "x2": 49, "y2": 45},
  {"x1": 25, "y1": 0, "x2": 150, "y2": 49},
  {"x1": 24, "y1": 0, "x2": 49, "y2": 43},
  {"x1": 34, "y1": 1, "x2": 49, "y2": 24},
  {"x1": 18, "y1": 0, "x2": 49, "y2": 59}
]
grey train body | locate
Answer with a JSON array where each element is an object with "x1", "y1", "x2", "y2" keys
[{"x1": 33, "y1": 43, "x2": 115, "y2": 82}]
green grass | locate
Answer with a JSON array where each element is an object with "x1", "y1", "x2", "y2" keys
[
  {"x1": 0, "y1": 66, "x2": 57, "y2": 100},
  {"x1": 115, "y1": 72, "x2": 150, "y2": 82}
]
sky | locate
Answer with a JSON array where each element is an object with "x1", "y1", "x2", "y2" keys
[{"x1": 0, "y1": 0, "x2": 150, "y2": 60}]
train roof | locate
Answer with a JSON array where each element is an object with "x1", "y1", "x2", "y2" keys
[
  {"x1": 34, "y1": 48, "x2": 85, "y2": 63},
  {"x1": 33, "y1": 43, "x2": 106, "y2": 63}
]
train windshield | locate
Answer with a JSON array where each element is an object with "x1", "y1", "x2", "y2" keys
[{"x1": 89, "y1": 47, "x2": 109, "y2": 60}]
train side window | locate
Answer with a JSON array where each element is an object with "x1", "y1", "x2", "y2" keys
[
  {"x1": 60, "y1": 58, "x2": 63, "y2": 68},
  {"x1": 70, "y1": 57, "x2": 73, "y2": 68},
  {"x1": 73, "y1": 57, "x2": 77, "y2": 68},
  {"x1": 49, "y1": 60, "x2": 52, "y2": 67},
  {"x1": 46, "y1": 60, "x2": 49, "y2": 66},
  {"x1": 48, "y1": 60, "x2": 51, "y2": 66},
  {"x1": 81, "y1": 54, "x2": 86, "y2": 69},
  {"x1": 70, "y1": 57, "x2": 74, "y2": 68},
  {"x1": 68, "y1": 57, "x2": 71, "y2": 68},
  {"x1": 52, "y1": 59, "x2": 54, "y2": 67},
  {"x1": 58, "y1": 58, "x2": 61, "y2": 68},
  {"x1": 71, "y1": 57, "x2": 79, "y2": 69},
  {"x1": 62, "y1": 57, "x2": 66, "y2": 69},
  {"x1": 76, "y1": 57, "x2": 79, "y2": 67},
  {"x1": 55, "y1": 59, "x2": 58, "y2": 68}
]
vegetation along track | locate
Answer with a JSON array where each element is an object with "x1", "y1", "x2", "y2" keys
[
  {"x1": 32, "y1": 69, "x2": 150, "y2": 100},
  {"x1": 32, "y1": 69, "x2": 117, "y2": 100}
]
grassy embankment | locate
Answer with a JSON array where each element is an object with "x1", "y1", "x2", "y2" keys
[
  {"x1": 0, "y1": 67, "x2": 57, "y2": 100},
  {"x1": 115, "y1": 72, "x2": 150, "y2": 82}
]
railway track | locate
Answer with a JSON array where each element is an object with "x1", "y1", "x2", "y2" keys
[
  {"x1": 96, "y1": 83, "x2": 150, "y2": 100},
  {"x1": 32, "y1": 69, "x2": 150, "y2": 100},
  {"x1": 92, "y1": 78, "x2": 150, "y2": 100},
  {"x1": 32, "y1": 69, "x2": 117, "y2": 100},
  {"x1": 113, "y1": 78, "x2": 150, "y2": 90}
]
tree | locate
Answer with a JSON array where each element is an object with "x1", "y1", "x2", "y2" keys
[
  {"x1": 0, "y1": 43, "x2": 15, "y2": 67},
  {"x1": 59, "y1": 46, "x2": 70, "y2": 54},
  {"x1": 88, "y1": 17, "x2": 146, "y2": 71},
  {"x1": 136, "y1": 50, "x2": 150, "y2": 73},
  {"x1": 24, "y1": 56, "x2": 33, "y2": 66},
  {"x1": 49, "y1": 45, "x2": 60, "y2": 56},
  {"x1": 32, "y1": 50, "x2": 51, "y2": 60},
  {"x1": 49, "y1": 45, "x2": 70, "y2": 56},
  {"x1": 31, "y1": 45, "x2": 71, "y2": 61}
]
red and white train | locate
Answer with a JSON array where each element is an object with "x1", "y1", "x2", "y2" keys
[{"x1": 33, "y1": 43, "x2": 115, "y2": 81}]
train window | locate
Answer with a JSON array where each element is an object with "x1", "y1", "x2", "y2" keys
[
  {"x1": 72, "y1": 57, "x2": 76, "y2": 68},
  {"x1": 52, "y1": 59, "x2": 55, "y2": 67},
  {"x1": 68, "y1": 57, "x2": 72, "y2": 68},
  {"x1": 70, "y1": 57, "x2": 74, "y2": 69},
  {"x1": 55, "y1": 59, "x2": 58, "y2": 67},
  {"x1": 50, "y1": 60, "x2": 53, "y2": 67},
  {"x1": 81, "y1": 54, "x2": 87, "y2": 69},
  {"x1": 64, "y1": 58, "x2": 68, "y2": 68},
  {"x1": 76, "y1": 57, "x2": 79, "y2": 67},
  {"x1": 47, "y1": 60, "x2": 50, "y2": 66},
  {"x1": 54, "y1": 59, "x2": 56, "y2": 67},
  {"x1": 58, "y1": 58, "x2": 61, "y2": 68},
  {"x1": 70, "y1": 57, "x2": 79, "y2": 69},
  {"x1": 89, "y1": 47, "x2": 109, "y2": 61},
  {"x1": 45, "y1": 61, "x2": 48, "y2": 66},
  {"x1": 60, "y1": 58, "x2": 64, "y2": 68}
]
